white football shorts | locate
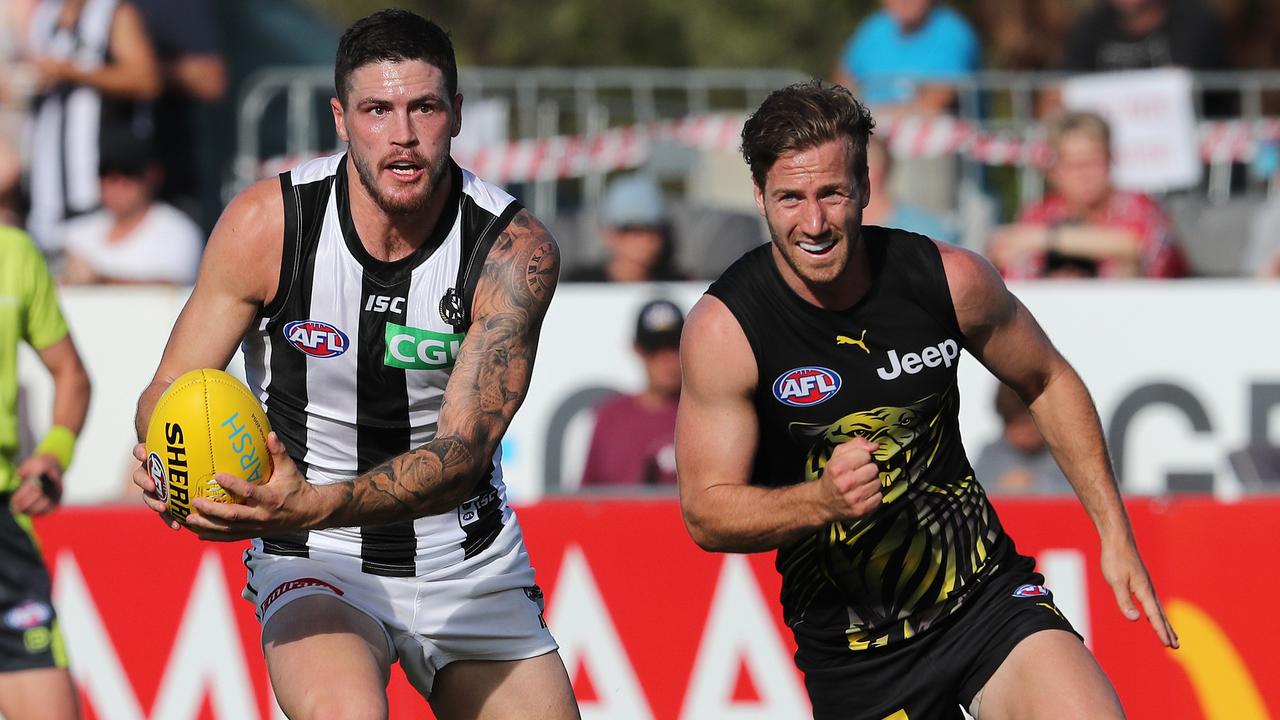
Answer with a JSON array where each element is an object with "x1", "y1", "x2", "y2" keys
[{"x1": 241, "y1": 517, "x2": 556, "y2": 697}]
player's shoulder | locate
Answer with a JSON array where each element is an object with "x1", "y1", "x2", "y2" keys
[
  {"x1": 683, "y1": 294, "x2": 758, "y2": 394},
  {"x1": 937, "y1": 240, "x2": 1002, "y2": 290},
  {"x1": 488, "y1": 206, "x2": 560, "y2": 280},
  {"x1": 200, "y1": 178, "x2": 286, "y2": 301}
]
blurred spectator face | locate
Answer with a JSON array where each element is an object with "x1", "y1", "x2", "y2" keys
[
  {"x1": 1048, "y1": 129, "x2": 1112, "y2": 212},
  {"x1": 640, "y1": 345, "x2": 682, "y2": 398},
  {"x1": 607, "y1": 226, "x2": 666, "y2": 273},
  {"x1": 634, "y1": 300, "x2": 684, "y2": 399},
  {"x1": 995, "y1": 384, "x2": 1047, "y2": 455},
  {"x1": 603, "y1": 174, "x2": 670, "y2": 278},
  {"x1": 99, "y1": 170, "x2": 153, "y2": 217},
  {"x1": 332, "y1": 60, "x2": 461, "y2": 216},
  {"x1": 1004, "y1": 413, "x2": 1046, "y2": 454},
  {"x1": 883, "y1": 0, "x2": 934, "y2": 31}
]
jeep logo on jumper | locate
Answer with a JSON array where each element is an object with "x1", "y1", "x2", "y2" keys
[
  {"x1": 773, "y1": 367, "x2": 842, "y2": 407},
  {"x1": 384, "y1": 322, "x2": 465, "y2": 370},
  {"x1": 876, "y1": 339, "x2": 960, "y2": 380}
]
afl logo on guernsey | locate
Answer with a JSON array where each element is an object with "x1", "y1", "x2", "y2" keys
[
  {"x1": 773, "y1": 367, "x2": 842, "y2": 407},
  {"x1": 1012, "y1": 584, "x2": 1050, "y2": 598},
  {"x1": 284, "y1": 320, "x2": 349, "y2": 358}
]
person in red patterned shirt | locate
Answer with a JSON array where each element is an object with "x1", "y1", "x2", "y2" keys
[{"x1": 987, "y1": 111, "x2": 1189, "y2": 279}]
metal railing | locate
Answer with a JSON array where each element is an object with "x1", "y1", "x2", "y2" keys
[
  {"x1": 234, "y1": 67, "x2": 1280, "y2": 215},
  {"x1": 233, "y1": 66, "x2": 809, "y2": 217}
]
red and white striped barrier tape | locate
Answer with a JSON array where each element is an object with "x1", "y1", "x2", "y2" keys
[{"x1": 256, "y1": 114, "x2": 1280, "y2": 184}]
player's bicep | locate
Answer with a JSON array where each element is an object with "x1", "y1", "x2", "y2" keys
[
  {"x1": 435, "y1": 209, "x2": 559, "y2": 453},
  {"x1": 944, "y1": 243, "x2": 1065, "y2": 399},
  {"x1": 676, "y1": 297, "x2": 759, "y2": 495}
]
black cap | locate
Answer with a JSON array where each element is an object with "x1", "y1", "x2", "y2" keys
[
  {"x1": 634, "y1": 299, "x2": 684, "y2": 351},
  {"x1": 98, "y1": 128, "x2": 156, "y2": 178}
]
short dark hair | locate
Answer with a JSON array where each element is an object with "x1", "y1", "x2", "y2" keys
[
  {"x1": 740, "y1": 81, "x2": 876, "y2": 189},
  {"x1": 334, "y1": 9, "x2": 458, "y2": 106}
]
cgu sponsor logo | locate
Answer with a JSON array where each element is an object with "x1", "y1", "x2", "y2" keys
[
  {"x1": 876, "y1": 338, "x2": 960, "y2": 381},
  {"x1": 284, "y1": 320, "x2": 349, "y2": 358},
  {"x1": 384, "y1": 322, "x2": 465, "y2": 370},
  {"x1": 773, "y1": 367, "x2": 842, "y2": 407}
]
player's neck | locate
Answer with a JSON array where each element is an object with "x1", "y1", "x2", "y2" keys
[
  {"x1": 346, "y1": 163, "x2": 453, "y2": 262},
  {"x1": 777, "y1": 235, "x2": 872, "y2": 311}
]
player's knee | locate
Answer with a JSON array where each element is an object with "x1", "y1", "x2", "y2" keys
[{"x1": 286, "y1": 689, "x2": 388, "y2": 720}]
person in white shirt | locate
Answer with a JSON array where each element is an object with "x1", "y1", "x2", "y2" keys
[{"x1": 60, "y1": 130, "x2": 202, "y2": 285}]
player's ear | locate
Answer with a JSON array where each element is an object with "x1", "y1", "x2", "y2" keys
[
  {"x1": 331, "y1": 97, "x2": 349, "y2": 144},
  {"x1": 451, "y1": 93, "x2": 464, "y2": 138},
  {"x1": 753, "y1": 180, "x2": 766, "y2": 217}
]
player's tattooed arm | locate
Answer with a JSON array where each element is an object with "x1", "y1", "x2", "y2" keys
[{"x1": 327, "y1": 209, "x2": 560, "y2": 525}]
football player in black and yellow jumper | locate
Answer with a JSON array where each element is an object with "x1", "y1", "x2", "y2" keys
[{"x1": 676, "y1": 82, "x2": 1177, "y2": 720}]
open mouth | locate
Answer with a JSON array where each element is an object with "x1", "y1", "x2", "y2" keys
[
  {"x1": 385, "y1": 160, "x2": 424, "y2": 180},
  {"x1": 799, "y1": 238, "x2": 836, "y2": 255}
]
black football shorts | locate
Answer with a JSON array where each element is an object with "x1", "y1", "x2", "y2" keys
[
  {"x1": 0, "y1": 500, "x2": 65, "y2": 673},
  {"x1": 802, "y1": 566, "x2": 1081, "y2": 720}
]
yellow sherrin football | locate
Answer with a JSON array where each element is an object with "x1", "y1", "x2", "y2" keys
[{"x1": 145, "y1": 368, "x2": 273, "y2": 521}]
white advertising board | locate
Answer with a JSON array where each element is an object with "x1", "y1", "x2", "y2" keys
[
  {"x1": 1061, "y1": 68, "x2": 1202, "y2": 193},
  {"x1": 16, "y1": 281, "x2": 1280, "y2": 503}
]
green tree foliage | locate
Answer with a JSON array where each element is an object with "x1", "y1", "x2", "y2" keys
[{"x1": 301, "y1": 0, "x2": 897, "y2": 76}]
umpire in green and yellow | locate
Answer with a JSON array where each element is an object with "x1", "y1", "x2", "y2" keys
[{"x1": 0, "y1": 226, "x2": 90, "y2": 720}]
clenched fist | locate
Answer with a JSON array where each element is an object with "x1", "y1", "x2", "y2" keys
[{"x1": 820, "y1": 437, "x2": 882, "y2": 521}]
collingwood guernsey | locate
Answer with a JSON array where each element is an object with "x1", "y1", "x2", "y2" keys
[
  {"x1": 707, "y1": 227, "x2": 1034, "y2": 666},
  {"x1": 240, "y1": 152, "x2": 522, "y2": 577}
]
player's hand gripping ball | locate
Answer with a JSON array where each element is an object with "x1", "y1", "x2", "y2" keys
[{"x1": 144, "y1": 369, "x2": 272, "y2": 522}]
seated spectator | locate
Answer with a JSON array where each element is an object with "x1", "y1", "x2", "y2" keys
[
  {"x1": 833, "y1": 0, "x2": 980, "y2": 118},
  {"x1": 579, "y1": 300, "x2": 683, "y2": 489},
  {"x1": 59, "y1": 132, "x2": 202, "y2": 285},
  {"x1": 987, "y1": 112, "x2": 1189, "y2": 279},
  {"x1": 974, "y1": 384, "x2": 1070, "y2": 495},
  {"x1": 566, "y1": 174, "x2": 685, "y2": 282},
  {"x1": 862, "y1": 136, "x2": 958, "y2": 243}
]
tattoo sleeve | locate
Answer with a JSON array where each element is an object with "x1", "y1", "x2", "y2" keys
[{"x1": 326, "y1": 209, "x2": 560, "y2": 527}]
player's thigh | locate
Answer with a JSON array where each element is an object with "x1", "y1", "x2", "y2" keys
[
  {"x1": 975, "y1": 629, "x2": 1124, "y2": 720},
  {"x1": 0, "y1": 667, "x2": 79, "y2": 720},
  {"x1": 429, "y1": 650, "x2": 580, "y2": 720},
  {"x1": 262, "y1": 594, "x2": 394, "y2": 720}
]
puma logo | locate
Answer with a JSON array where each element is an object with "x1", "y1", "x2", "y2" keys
[{"x1": 836, "y1": 329, "x2": 869, "y2": 353}]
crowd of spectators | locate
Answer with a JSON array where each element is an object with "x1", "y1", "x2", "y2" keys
[{"x1": 0, "y1": 0, "x2": 222, "y2": 286}]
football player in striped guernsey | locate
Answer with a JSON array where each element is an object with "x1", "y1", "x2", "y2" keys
[{"x1": 131, "y1": 10, "x2": 577, "y2": 720}]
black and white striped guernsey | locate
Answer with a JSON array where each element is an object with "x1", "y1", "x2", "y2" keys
[{"x1": 240, "y1": 152, "x2": 522, "y2": 577}]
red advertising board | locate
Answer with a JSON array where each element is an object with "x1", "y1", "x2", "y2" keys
[{"x1": 30, "y1": 497, "x2": 1280, "y2": 719}]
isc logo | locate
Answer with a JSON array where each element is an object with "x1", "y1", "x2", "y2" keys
[
  {"x1": 773, "y1": 367, "x2": 842, "y2": 407},
  {"x1": 284, "y1": 320, "x2": 349, "y2": 358}
]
